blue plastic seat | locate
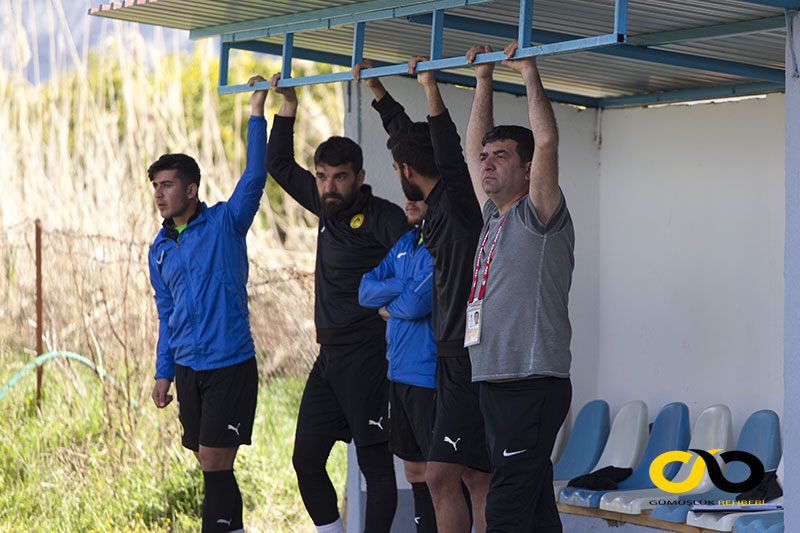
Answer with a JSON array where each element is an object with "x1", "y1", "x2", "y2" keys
[
  {"x1": 734, "y1": 511, "x2": 784, "y2": 533},
  {"x1": 552, "y1": 400, "x2": 610, "y2": 482},
  {"x1": 559, "y1": 402, "x2": 691, "y2": 508},
  {"x1": 650, "y1": 409, "x2": 782, "y2": 524},
  {"x1": 553, "y1": 400, "x2": 648, "y2": 499}
]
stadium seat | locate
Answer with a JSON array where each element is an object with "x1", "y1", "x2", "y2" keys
[
  {"x1": 599, "y1": 403, "x2": 733, "y2": 514},
  {"x1": 650, "y1": 409, "x2": 782, "y2": 524},
  {"x1": 686, "y1": 459, "x2": 783, "y2": 531},
  {"x1": 559, "y1": 402, "x2": 690, "y2": 508},
  {"x1": 733, "y1": 511, "x2": 784, "y2": 533},
  {"x1": 553, "y1": 400, "x2": 647, "y2": 498},
  {"x1": 551, "y1": 400, "x2": 610, "y2": 490}
]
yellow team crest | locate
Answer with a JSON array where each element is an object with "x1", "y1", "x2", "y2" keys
[{"x1": 350, "y1": 214, "x2": 364, "y2": 229}]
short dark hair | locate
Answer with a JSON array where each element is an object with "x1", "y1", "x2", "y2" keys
[
  {"x1": 482, "y1": 125, "x2": 534, "y2": 164},
  {"x1": 314, "y1": 136, "x2": 363, "y2": 174},
  {"x1": 386, "y1": 122, "x2": 438, "y2": 178},
  {"x1": 147, "y1": 153, "x2": 201, "y2": 187}
]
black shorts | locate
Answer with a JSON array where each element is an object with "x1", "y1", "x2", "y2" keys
[
  {"x1": 479, "y1": 377, "x2": 571, "y2": 531},
  {"x1": 295, "y1": 336, "x2": 389, "y2": 446},
  {"x1": 174, "y1": 356, "x2": 258, "y2": 452},
  {"x1": 428, "y1": 355, "x2": 491, "y2": 472},
  {"x1": 388, "y1": 381, "x2": 435, "y2": 462}
]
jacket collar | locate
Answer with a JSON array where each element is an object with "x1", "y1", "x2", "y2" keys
[{"x1": 161, "y1": 202, "x2": 205, "y2": 242}]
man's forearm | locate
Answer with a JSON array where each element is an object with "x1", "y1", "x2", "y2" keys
[
  {"x1": 367, "y1": 79, "x2": 388, "y2": 102},
  {"x1": 466, "y1": 76, "x2": 494, "y2": 193},
  {"x1": 278, "y1": 99, "x2": 298, "y2": 118},
  {"x1": 523, "y1": 67, "x2": 558, "y2": 146},
  {"x1": 422, "y1": 82, "x2": 446, "y2": 118}
]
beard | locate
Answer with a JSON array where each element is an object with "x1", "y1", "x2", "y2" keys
[
  {"x1": 400, "y1": 172, "x2": 425, "y2": 202},
  {"x1": 320, "y1": 184, "x2": 359, "y2": 217}
]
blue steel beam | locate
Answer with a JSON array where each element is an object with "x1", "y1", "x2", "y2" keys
[
  {"x1": 352, "y1": 22, "x2": 365, "y2": 66},
  {"x1": 281, "y1": 33, "x2": 294, "y2": 79},
  {"x1": 626, "y1": 15, "x2": 786, "y2": 46},
  {"x1": 519, "y1": 0, "x2": 534, "y2": 46},
  {"x1": 219, "y1": 41, "x2": 231, "y2": 87},
  {"x1": 191, "y1": 0, "x2": 495, "y2": 41},
  {"x1": 221, "y1": 40, "x2": 601, "y2": 107},
  {"x1": 407, "y1": 13, "x2": 785, "y2": 83},
  {"x1": 431, "y1": 9, "x2": 444, "y2": 59},
  {"x1": 598, "y1": 81, "x2": 784, "y2": 108},
  {"x1": 614, "y1": 0, "x2": 628, "y2": 38},
  {"x1": 736, "y1": 0, "x2": 800, "y2": 8}
]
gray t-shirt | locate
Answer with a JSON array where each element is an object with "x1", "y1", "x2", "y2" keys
[{"x1": 468, "y1": 193, "x2": 575, "y2": 382}]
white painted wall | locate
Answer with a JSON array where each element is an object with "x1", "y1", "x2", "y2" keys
[
  {"x1": 597, "y1": 95, "x2": 785, "y2": 439},
  {"x1": 343, "y1": 76, "x2": 784, "y2": 445}
]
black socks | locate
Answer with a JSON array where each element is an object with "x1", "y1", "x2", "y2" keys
[
  {"x1": 411, "y1": 481, "x2": 437, "y2": 532},
  {"x1": 202, "y1": 469, "x2": 241, "y2": 532}
]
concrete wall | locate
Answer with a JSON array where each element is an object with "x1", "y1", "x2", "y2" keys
[{"x1": 596, "y1": 94, "x2": 785, "y2": 439}]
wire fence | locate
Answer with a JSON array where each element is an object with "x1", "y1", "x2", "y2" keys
[{"x1": 1, "y1": 219, "x2": 319, "y2": 408}]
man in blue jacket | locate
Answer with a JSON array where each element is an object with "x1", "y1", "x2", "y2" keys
[
  {"x1": 148, "y1": 76, "x2": 268, "y2": 533},
  {"x1": 359, "y1": 197, "x2": 437, "y2": 533}
]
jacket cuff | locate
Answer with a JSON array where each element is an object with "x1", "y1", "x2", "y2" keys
[
  {"x1": 427, "y1": 109, "x2": 457, "y2": 135},
  {"x1": 372, "y1": 92, "x2": 403, "y2": 115},
  {"x1": 272, "y1": 114, "x2": 296, "y2": 133}
]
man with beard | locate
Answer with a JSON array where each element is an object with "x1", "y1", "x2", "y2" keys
[
  {"x1": 359, "y1": 197, "x2": 437, "y2": 533},
  {"x1": 354, "y1": 59, "x2": 491, "y2": 533},
  {"x1": 266, "y1": 73, "x2": 409, "y2": 533}
]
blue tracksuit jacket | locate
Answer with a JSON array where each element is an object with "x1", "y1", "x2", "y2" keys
[
  {"x1": 359, "y1": 228, "x2": 436, "y2": 389},
  {"x1": 148, "y1": 116, "x2": 267, "y2": 380}
]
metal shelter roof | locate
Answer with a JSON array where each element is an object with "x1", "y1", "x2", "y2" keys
[{"x1": 89, "y1": 0, "x2": 797, "y2": 108}]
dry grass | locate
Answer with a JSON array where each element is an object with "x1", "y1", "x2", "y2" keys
[{"x1": 0, "y1": 1, "x2": 352, "y2": 530}]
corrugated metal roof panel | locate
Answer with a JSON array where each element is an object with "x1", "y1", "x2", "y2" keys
[{"x1": 89, "y1": 0, "x2": 789, "y2": 105}]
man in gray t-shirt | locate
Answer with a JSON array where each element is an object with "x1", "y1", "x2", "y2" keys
[{"x1": 464, "y1": 41, "x2": 574, "y2": 532}]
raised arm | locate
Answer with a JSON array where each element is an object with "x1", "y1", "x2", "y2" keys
[
  {"x1": 465, "y1": 45, "x2": 493, "y2": 208},
  {"x1": 226, "y1": 75, "x2": 269, "y2": 234},
  {"x1": 354, "y1": 59, "x2": 413, "y2": 137},
  {"x1": 408, "y1": 57, "x2": 481, "y2": 215},
  {"x1": 409, "y1": 56, "x2": 445, "y2": 118},
  {"x1": 265, "y1": 72, "x2": 321, "y2": 215},
  {"x1": 503, "y1": 40, "x2": 561, "y2": 224}
]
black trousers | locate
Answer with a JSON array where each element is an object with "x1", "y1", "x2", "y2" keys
[{"x1": 479, "y1": 377, "x2": 571, "y2": 533}]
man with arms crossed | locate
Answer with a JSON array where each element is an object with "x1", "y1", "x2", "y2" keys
[
  {"x1": 354, "y1": 58, "x2": 491, "y2": 533},
  {"x1": 359, "y1": 197, "x2": 437, "y2": 533},
  {"x1": 267, "y1": 73, "x2": 408, "y2": 533},
  {"x1": 149, "y1": 76, "x2": 268, "y2": 533},
  {"x1": 464, "y1": 41, "x2": 574, "y2": 532}
]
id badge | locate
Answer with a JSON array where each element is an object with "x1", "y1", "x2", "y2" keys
[{"x1": 464, "y1": 300, "x2": 483, "y2": 347}]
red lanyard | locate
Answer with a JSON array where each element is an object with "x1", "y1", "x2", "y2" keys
[{"x1": 469, "y1": 193, "x2": 528, "y2": 303}]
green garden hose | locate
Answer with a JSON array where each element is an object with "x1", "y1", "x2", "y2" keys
[{"x1": 0, "y1": 351, "x2": 156, "y2": 425}]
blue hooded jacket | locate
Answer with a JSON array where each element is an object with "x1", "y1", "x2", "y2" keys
[
  {"x1": 148, "y1": 116, "x2": 267, "y2": 380},
  {"x1": 359, "y1": 228, "x2": 436, "y2": 389}
]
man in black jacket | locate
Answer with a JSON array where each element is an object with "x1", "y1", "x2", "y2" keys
[
  {"x1": 354, "y1": 59, "x2": 492, "y2": 533},
  {"x1": 266, "y1": 73, "x2": 409, "y2": 533}
]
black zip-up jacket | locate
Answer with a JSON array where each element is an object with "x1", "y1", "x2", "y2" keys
[
  {"x1": 267, "y1": 114, "x2": 410, "y2": 345},
  {"x1": 373, "y1": 94, "x2": 483, "y2": 357}
]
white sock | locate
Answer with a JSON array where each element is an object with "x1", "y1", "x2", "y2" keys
[{"x1": 316, "y1": 517, "x2": 344, "y2": 533}]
